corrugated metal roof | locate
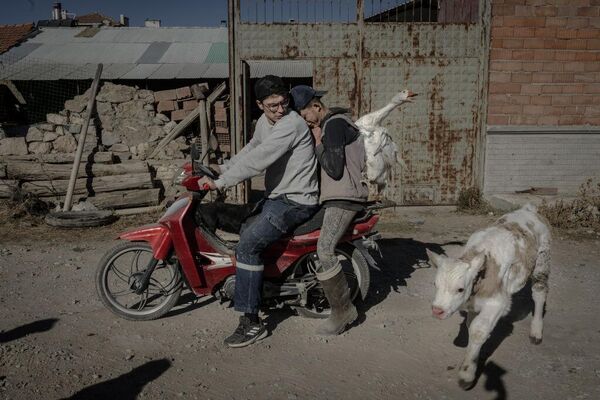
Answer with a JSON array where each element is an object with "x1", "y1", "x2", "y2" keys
[{"x1": 0, "y1": 26, "x2": 310, "y2": 80}]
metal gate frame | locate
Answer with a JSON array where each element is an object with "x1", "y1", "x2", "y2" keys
[{"x1": 228, "y1": 0, "x2": 491, "y2": 205}]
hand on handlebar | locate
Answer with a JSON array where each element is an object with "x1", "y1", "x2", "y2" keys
[{"x1": 197, "y1": 176, "x2": 218, "y2": 191}]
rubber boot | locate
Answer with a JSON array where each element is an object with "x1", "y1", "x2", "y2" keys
[{"x1": 316, "y1": 266, "x2": 358, "y2": 335}]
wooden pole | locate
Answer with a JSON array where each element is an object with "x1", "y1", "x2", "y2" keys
[
  {"x1": 198, "y1": 100, "x2": 209, "y2": 166},
  {"x1": 63, "y1": 64, "x2": 103, "y2": 211}
]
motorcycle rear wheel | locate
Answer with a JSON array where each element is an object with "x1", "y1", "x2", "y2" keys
[
  {"x1": 95, "y1": 242, "x2": 183, "y2": 321},
  {"x1": 294, "y1": 244, "x2": 370, "y2": 319}
]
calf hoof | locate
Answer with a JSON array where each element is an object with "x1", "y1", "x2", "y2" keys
[
  {"x1": 458, "y1": 379, "x2": 476, "y2": 391},
  {"x1": 529, "y1": 336, "x2": 542, "y2": 345}
]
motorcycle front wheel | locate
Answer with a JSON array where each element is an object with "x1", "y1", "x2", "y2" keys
[
  {"x1": 95, "y1": 242, "x2": 183, "y2": 321},
  {"x1": 293, "y1": 244, "x2": 370, "y2": 319}
]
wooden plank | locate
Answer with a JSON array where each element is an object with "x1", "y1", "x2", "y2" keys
[
  {"x1": 148, "y1": 107, "x2": 200, "y2": 159},
  {"x1": 0, "y1": 179, "x2": 18, "y2": 198},
  {"x1": 0, "y1": 162, "x2": 6, "y2": 179},
  {"x1": 21, "y1": 172, "x2": 153, "y2": 197},
  {"x1": 7, "y1": 160, "x2": 148, "y2": 180},
  {"x1": 88, "y1": 188, "x2": 161, "y2": 210},
  {"x1": 0, "y1": 152, "x2": 114, "y2": 164}
]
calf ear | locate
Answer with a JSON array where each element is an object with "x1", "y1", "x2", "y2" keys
[
  {"x1": 426, "y1": 249, "x2": 444, "y2": 269},
  {"x1": 468, "y1": 253, "x2": 486, "y2": 274}
]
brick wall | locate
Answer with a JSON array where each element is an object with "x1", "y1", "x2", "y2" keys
[{"x1": 487, "y1": 0, "x2": 600, "y2": 126}]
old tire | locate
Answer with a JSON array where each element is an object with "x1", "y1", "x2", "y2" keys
[
  {"x1": 45, "y1": 211, "x2": 118, "y2": 228},
  {"x1": 95, "y1": 242, "x2": 183, "y2": 321},
  {"x1": 295, "y1": 244, "x2": 370, "y2": 319}
]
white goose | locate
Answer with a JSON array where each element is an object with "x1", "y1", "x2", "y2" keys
[{"x1": 355, "y1": 89, "x2": 415, "y2": 191}]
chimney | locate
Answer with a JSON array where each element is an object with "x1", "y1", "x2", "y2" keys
[
  {"x1": 120, "y1": 14, "x2": 129, "y2": 27},
  {"x1": 144, "y1": 19, "x2": 161, "y2": 28},
  {"x1": 52, "y1": 2, "x2": 62, "y2": 20}
]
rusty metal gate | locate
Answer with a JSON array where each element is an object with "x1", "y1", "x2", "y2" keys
[{"x1": 229, "y1": 0, "x2": 490, "y2": 205}]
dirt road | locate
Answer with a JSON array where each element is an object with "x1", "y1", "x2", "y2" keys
[{"x1": 1, "y1": 208, "x2": 599, "y2": 399}]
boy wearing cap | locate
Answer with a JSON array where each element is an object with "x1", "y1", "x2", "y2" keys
[
  {"x1": 290, "y1": 85, "x2": 368, "y2": 335},
  {"x1": 200, "y1": 76, "x2": 319, "y2": 348}
]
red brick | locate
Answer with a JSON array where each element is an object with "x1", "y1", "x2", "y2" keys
[
  {"x1": 492, "y1": 27, "x2": 514, "y2": 38},
  {"x1": 523, "y1": 38, "x2": 546, "y2": 48},
  {"x1": 577, "y1": 7, "x2": 600, "y2": 17},
  {"x1": 587, "y1": 84, "x2": 600, "y2": 93},
  {"x1": 565, "y1": 17, "x2": 590, "y2": 29},
  {"x1": 545, "y1": 17, "x2": 568, "y2": 27},
  {"x1": 584, "y1": 62, "x2": 600, "y2": 72},
  {"x1": 583, "y1": 117, "x2": 600, "y2": 124},
  {"x1": 531, "y1": 72, "x2": 552, "y2": 83},
  {"x1": 574, "y1": 51, "x2": 597, "y2": 61},
  {"x1": 534, "y1": 6, "x2": 557, "y2": 17},
  {"x1": 574, "y1": 73, "x2": 594, "y2": 83},
  {"x1": 488, "y1": 94, "x2": 511, "y2": 104},
  {"x1": 503, "y1": 16, "x2": 546, "y2": 27},
  {"x1": 504, "y1": 0, "x2": 526, "y2": 4},
  {"x1": 566, "y1": 39, "x2": 587, "y2": 49},
  {"x1": 490, "y1": 48, "x2": 513, "y2": 59},
  {"x1": 170, "y1": 109, "x2": 192, "y2": 122},
  {"x1": 533, "y1": 49, "x2": 555, "y2": 60},
  {"x1": 510, "y1": 94, "x2": 532, "y2": 105},
  {"x1": 577, "y1": 28, "x2": 600, "y2": 39},
  {"x1": 182, "y1": 100, "x2": 199, "y2": 111},
  {"x1": 537, "y1": 115, "x2": 560, "y2": 125},
  {"x1": 555, "y1": 51, "x2": 577, "y2": 61},
  {"x1": 509, "y1": 115, "x2": 539, "y2": 124},
  {"x1": 542, "y1": 62, "x2": 563, "y2": 72},
  {"x1": 515, "y1": 5, "x2": 535, "y2": 16},
  {"x1": 156, "y1": 100, "x2": 176, "y2": 113},
  {"x1": 556, "y1": 28, "x2": 578, "y2": 39},
  {"x1": 511, "y1": 50, "x2": 532, "y2": 60},
  {"x1": 552, "y1": 95, "x2": 572, "y2": 105},
  {"x1": 513, "y1": 27, "x2": 535, "y2": 37},
  {"x1": 154, "y1": 89, "x2": 177, "y2": 102},
  {"x1": 522, "y1": 62, "x2": 544, "y2": 72},
  {"x1": 521, "y1": 85, "x2": 543, "y2": 95},
  {"x1": 530, "y1": 95, "x2": 552, "y2": 105},
  {"x1": 502, "y1": 39, "x2": 525, "y2": 48},
  {"x1": 541, "y1": 85, "x2": 563, "y2": 94},
  {"x1": 564, "y1": 62, "x2": 586, "y2": 72},
  {"x1": 175, "y1": 86, "x2": 192, "y2": 100},
  {"x1": 490, "y1": 60, "x2": 522, "y2": 71},
  {"x1": 523, "y1": 104, "x2": 545, "y2": 114},
  {"x1": 553, "y1": 73, "x2": 575, "y2": 82},
  {"x1": 592, "y1": 0, "x2": 600, "y2": 6},
  {"x1": 587, "y1": 39, "x2": 600, "y2": 49},
  {"x1": 491, "y1": 72, "x2": 512, "y2": 83},
  {"x1": 492, "y1": 16, "x2": 505, "y2": 27},
  {"x1": 512, "y1": 72, "x2": 533, "y2": 83},
  {"x1": 562, "y1": 84, "x2": 585, "y2": 94},
  {"x1": 489, "y1": 82, "x2": 522, "y2": 94},
  {"x1": 572, "y1": 95, "x2": 595, "y2": 105},
  {"x1": 486, "y1": 115, "x2": 510, "y2": 125},
  {"x1": 559, "y1": 115, "x2": 583, "y2": 124},
  {"x1": 493, "y1": 4, "x2": 516, "y2": 17},
  {"x1": 534, "y1": 27, "x2": 557, "y2": 38}
]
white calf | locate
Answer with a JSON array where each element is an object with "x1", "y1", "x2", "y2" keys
[{"x1": 426, "y1": 204, "x2": 551, "y2": 389}]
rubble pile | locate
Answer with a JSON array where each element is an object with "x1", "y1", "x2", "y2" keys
[{"x1": 0, "y1": 82, "x2": 226, "y2": 210}]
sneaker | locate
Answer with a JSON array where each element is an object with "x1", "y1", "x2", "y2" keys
[{"x1": 224, "y1": 316, "x2": 267, "y2": 348}]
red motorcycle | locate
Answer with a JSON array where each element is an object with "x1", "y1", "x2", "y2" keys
[{"x1": 95, "y1": 149, "x2": 382, "y2": 321}]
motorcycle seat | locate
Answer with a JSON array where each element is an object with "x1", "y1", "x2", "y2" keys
[{"x1": 292, "y1": 208, "x2": 370, "y2": 236}]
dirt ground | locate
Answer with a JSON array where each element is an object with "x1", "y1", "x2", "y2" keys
[{"x1": 1, "y1": 206, "x2": 599, "y2": 400}]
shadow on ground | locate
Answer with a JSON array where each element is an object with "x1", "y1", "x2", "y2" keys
[
  {"x1": 63, "y1": 359, "x2": 171, "y2": 400},
  {"x1": 0, "y1": 318, "x2": 59, "y2": 343}
]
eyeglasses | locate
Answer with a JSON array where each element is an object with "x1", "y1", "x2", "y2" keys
[{"x1": 261, "y1": 97, "x2": 289, "y2": 113}]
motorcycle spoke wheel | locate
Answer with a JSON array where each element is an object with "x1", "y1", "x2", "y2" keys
[
  {"x1": 96, "y1": 242, "x2": 183, "y2": 321},
  {"x1": 293, "y1": 244, "x2": 370, "y2": 319}
]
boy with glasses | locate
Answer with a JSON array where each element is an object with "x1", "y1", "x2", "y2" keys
[{"x1": 199, "y1": 75, "x2": 319, "y2": 347}]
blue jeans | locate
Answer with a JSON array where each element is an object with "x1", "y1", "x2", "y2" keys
[{"x1": 234, "y1": 196, "x2": 318, "y2": 314}]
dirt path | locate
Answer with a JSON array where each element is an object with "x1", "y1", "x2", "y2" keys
[{"x1": 1, "y1": 208, "x2": 599, "y2": 399}]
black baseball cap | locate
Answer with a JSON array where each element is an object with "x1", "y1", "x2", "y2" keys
[
  {"x1": 290, "y1": 85, "x2": 328, "y2": 111},
  {"x1": 254, "y1": 75, "x2": 288, "y2": 101}
]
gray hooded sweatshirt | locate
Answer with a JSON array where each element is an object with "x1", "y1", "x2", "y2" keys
[{"x1": 214, "y1": 110, "x2": 319, "y2": 205}]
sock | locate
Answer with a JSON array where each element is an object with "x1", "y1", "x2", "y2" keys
[{"x1": 244, "y1": 313, "x2": 259, "y2": 324}]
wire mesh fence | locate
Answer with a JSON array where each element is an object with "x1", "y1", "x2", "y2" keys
[{"x1": 238, "y1": 0, "x2": 479, "y2": 24}]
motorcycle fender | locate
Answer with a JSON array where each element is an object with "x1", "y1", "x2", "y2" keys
[{"x1": 118, "y1": 224, "x2": 172, "y2": 260}]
